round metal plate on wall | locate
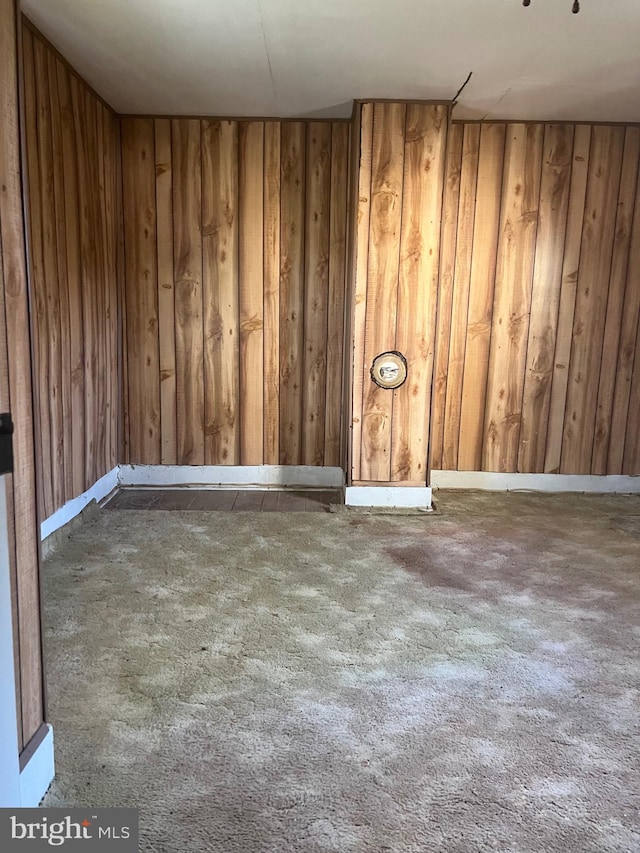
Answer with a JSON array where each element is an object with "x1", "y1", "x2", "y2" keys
[{"x1": 370, "y1": 351, "x2": 408, "y2": 390}]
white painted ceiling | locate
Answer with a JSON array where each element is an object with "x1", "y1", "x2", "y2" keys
[{"x1": 22, "y1": 0, "x2": 640, "y2": 121}]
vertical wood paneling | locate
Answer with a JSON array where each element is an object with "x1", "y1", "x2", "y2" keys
[
  {"x1": 155, "y1": 119, "x2": 177, "y2": 464},
  {"x1": 544, "y1": 125, "x2": 591, "y2": 473},
  {"x1": 3, "y1": 4, "x2": 44, "y2": 747},
  {"x1": 23, "y1": 20, "x2": 121, "y2": 522},
  {"x1": 350, "y1": 104, "x2": 374, "y2": 481},
  {"x1": 263, "y1": 122, "x2": 281, "y2": 465},
  {"x1": 430, "y1": 122, "x2": 463, "y2": 471},
  {"x1": 392, "y1": 104, "x2": 447, "y2": 481},
  {"x1": 483, "y1": 123, "x2": 544, "y2": 472},
  {"x1": 325, "y1": 122, "x2": 349, "y2": 467},
  {"x1": 172, "y1": 119, "x2": 204, "y2": 464},
  {"x1": 202, "y1": 119, "x2": 239, "y2": 465},
  {"x1": 279, "y1": 122, "x2": 306, "y2": 464},
  {"x1": 54, "y1": 55, "x2": 85, "y2": 497},
  {"x1": 457, "y1": 124, "x2": 506, "y2": 471},
  {"x1": 122, "y1": 117, "x2": 349, "y2": 469},
  {"x1": 591, "y1": 127, "x2": 640, "y2": 474},
  {"x1": 561, "y1": 126, "x2": 625, "y2": 473},
  {"x1": 622, "y1": 322, "x2": 640, "y2": 474},
  {"x1": 121, "y1": 118, "x2": 160, "y2": 463},
  {"x1": 360, "y1": 103, "x2": 406, "y2": 482},
  {"x1": 302, "y1": 122, "x2": 331, "y2": 466},
  {"x1": 518, "y1": 124, "x2": 573, "y2": 472},
  {"x1": 238, "y1": 122, "x2": 264, "y2": 465},
  {"x1": 435, "y1": 120, "x2": 640, "y2": 477},
  {"x1": 609, "y1": 172, "x2": 640, "y2": 473},
  {"x1": 443, "y1": 123, "x2": 481, "y2": 470}
]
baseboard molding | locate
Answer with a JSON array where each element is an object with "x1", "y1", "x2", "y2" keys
[
  {"x1": 41, "y1": 467, "x2": 119, "y2": 541},
  {"x1": 19, "y1": 724, "x2": 54, "y2": 806},
  {"x1": 344, "y1": 486, "x2": 432, "y2": 509},
  {"x1": 430, "y1": 470, "x2": 640, "y2": 493},
  {"x1": 118, "y1": 464, "x2": 345, "y2": 489}
]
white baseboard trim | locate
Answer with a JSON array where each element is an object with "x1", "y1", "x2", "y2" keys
[
  {"x1": 20, "y1": 724, "x2": 54, "y2": 806},
  {"x1": 41, "y1": 467, "x2": 120, "y2": 541},
  {"x1": 118, "y1": 464, "x2": 345, "y2": 489},
  {"x1": 344, "y1": 486, "x2": 432, "y2": 509},
  {"x1": 430, "y1": 470, "x2": 640, "y2": 493}
]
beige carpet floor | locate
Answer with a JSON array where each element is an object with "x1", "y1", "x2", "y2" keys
[{"x1": 41, "y1": 491, "x2": 640, "y2": 852}]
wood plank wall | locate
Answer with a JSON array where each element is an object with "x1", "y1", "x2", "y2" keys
[
  {"x1": 22, "y1": 21, "x2": 121, "y2": 521},
  {"x1": 1, "y1": 0, "x2": 45, "y2": 752},
  {"x1": 349, "y1": 102, "x2": 450, "y2": 485},
  {"x1": 120, "y1": 118, "x2": 349, "y2": 467},
  {"x1": 431, "y1": 121, "x2": 640, "y2": 476}
]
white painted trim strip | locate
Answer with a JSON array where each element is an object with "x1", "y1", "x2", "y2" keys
[
  {"x1": 118, "y1": 465, "x2": 345, "y2": 489},
  {"x1": 19, "y1": 724, "x2": 54, "y2": 807},
  {"x1": 344, "y1": 486, "x2": 432, "y2": 508},
  {"x1": 430, "y1": 470, "x2": 640, "y2": 493},
  {"x1": 40, "y1": 467, "x2": 119, "y2": 541}
]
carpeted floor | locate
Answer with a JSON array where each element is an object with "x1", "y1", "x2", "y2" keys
[{"x1": 41, "y1": 491, "x2": 640, "y2": 852}]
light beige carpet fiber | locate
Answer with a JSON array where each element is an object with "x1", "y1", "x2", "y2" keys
[{"x1": 41, "y1": 492, "x2": 640, "y2": 852}]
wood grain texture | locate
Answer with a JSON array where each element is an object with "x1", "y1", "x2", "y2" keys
[
  {"x1": 350, "y1": 104, "x2": 374, "y2": 481},
  {"x1": 172, "y1": 119, "x2": 204, "y2": 464},
  {"x1": 360, "y1": 103, "x2": 406, "y2": 482},
  {"x1": 325, "y1": 122, "x2": 349, "y2": 467},
  {"x1": 302, "y1": 122, "x2": 331, "y2": 466},
  {"x1": 122, "y1": 118, "x2": 348, "y2": 469},
  {"x1": 2, "y1": 0, "x2": 45, "y2": 746},
  {"x1": 561, "y1": 126, "x2": 625, "y2": 473},
  {"x1": 263, "y1": 122, "x2": 281, "y2": 465},
  {"x1": 350, "y1": 102, "x2": 449, "y2": 484},
  {"x1": 434, "y1": 120, "x2": 640, "y2": 477},
  {"x1": 457, "y1": 123, "x2": 506, "y2": 471},
  {"x1": 23, "y1": 21, "x2": 120, "y2": 515},
  {"x1": 121, "y1": 118, "x2": 160, "y2": 464},
  {"x1": 279, "y1": 122, "x2": 306, "y2": 464},
  {"x1": 518, "y1": 124, "x2": 573, "y2": 472},
  {"x1": 609, "y1": 163, "x2": 640, "y2": 474},
  {"x1": 544, "y1": 126, "x2": 592, "y2": 473},
  {"x1": 442, "y1": 123, "x2": 481, "y2": 470},
  {"x1": 155, "y1": 119, "x2": 177, "y2": 464},
  {"x1": 202, "y1": 119, "x2": 239, "y2": 465},
  {"x1": 591, "y1": 127, "x2": 640, "y2": 474},
  {"x1": 238, "y1": 122, "x2": 264, "y2": 465},
  {"x1": 392, "y1": 104, "x2": 447, "y2": 481},
  {"x1": 430, "y1": 122, "x2": 463, "y2": 471}
]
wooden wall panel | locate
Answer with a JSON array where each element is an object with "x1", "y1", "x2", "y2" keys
[
  {"x1": 360, "y1": 103, "x2": 406, "y2": 482},
  {"x1": 279, "y1": 122, "x2": 306, "y2": 465},
  {"x1": 433, "y1": 120, "x2": 640, "y2": 476},
  {"x1": 2, "y1": 0, "x2": 45, "y2": 751},
  {"x1": 392, "y1": 104, "x2": 448, "y2": 482},
  {"x1": 238, "y1": 122, "x2": 265, "y2": 465},
  {"x1": 121, "y1": 118, "x2": 160, "y2": 464},
  {"x1": 483, "y1": 124, "x2": 544, "y2": 472},
  {"x1": 202, "y1": 120, "x2": 239, "y2": 465},
  {"x1": 561, "y1": 126, "x2": 625, "y2": 473},
  {"x1": 302, "y1": 122, "x2": 331, "y2": 466},
  {"x1": 518, "y1": 124, "x2": 573, "y2": 472},
  {"x1": 23, "y1": 21, "x2": 121, "y2": 519},
  {"x1": 173, "y1": 119, "x2": 204, "y2": 465},
  {"x1": 122, "y1": 118, "x2": 350, "y2": 468},
  {"x1": 155, "y1": 119, "x2": 177, "y2": 465},
  {"x1": 350, "y1": 101, "x2": 449, "y2": 485}
]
